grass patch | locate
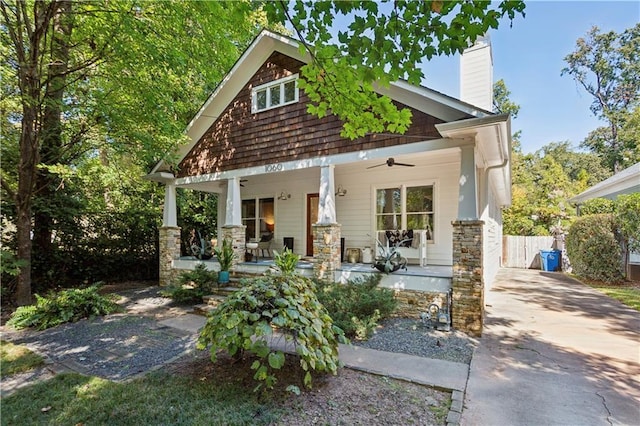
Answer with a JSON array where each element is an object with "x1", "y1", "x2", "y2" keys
[
  {"x1": 577, "y1": 277, "x2": 640, "y2": 311},
  {"x1": 1, "y1": 340, "x2": 45, "y2": 378},
  {"x1": 589, "y1": 285, "x2": 640, "y2": 311},
  {"x1": 1, "y1": 372, "x2": 283, "y2": 426}
]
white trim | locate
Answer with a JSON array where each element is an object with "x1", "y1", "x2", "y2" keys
[
  {"x1": 371, "y1": 180, "x2": 437, "y2": 243},
  {"x1": 173, "y1": 138, "x2": 472, "y2": 187},
  {"x1": 569, "y1": 162, "x2": 640, "y2": 204},
  {"x1": 251, "y1": 74, "x2": 299, "y2": 113}
]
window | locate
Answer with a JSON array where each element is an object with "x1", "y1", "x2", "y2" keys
[
  {"x1": 251, "y1": 74, "x2": 298, "y2": 113},
  {"x1": 375, "y1": 185, "x2": 434, "y2": 240},
  {"x1": 242, "y1": 197, "x2": 275, "y2": 240}
]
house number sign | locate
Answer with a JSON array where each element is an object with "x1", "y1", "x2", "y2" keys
[{"x1": 265, "y1": 163, "x2": 283, "y2": 173}]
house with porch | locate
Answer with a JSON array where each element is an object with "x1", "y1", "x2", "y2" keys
[
  {"x1": 146, "y1": 30, "x2": 512, "y2": 336},
  {"x1": 569, "y1": 162, "x2": 640, "y2": 281}
]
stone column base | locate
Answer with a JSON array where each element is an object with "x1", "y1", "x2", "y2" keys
[
  {"x1": 159, "y1": 226, "x2": 181, "y2": 287},
  {"x1": 221, "y1": 225, "x2": 246, "y2": 271},
  {"x1": 451, "y1": 220, "x2": 484, "y2": 336},
  {"x1": 313, "y1": 223, "x2": 341, "y2": 281}
]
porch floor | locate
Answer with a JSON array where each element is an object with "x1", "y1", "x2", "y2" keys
[{"x1": 179, "y1": 256, "x2": 451, "y2": 278}]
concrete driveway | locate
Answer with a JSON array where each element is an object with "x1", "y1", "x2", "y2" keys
[{"x1": 462, "y1": 268, "x2": 640, "y2": 426}]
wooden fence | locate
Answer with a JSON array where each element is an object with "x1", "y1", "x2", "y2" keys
[{"x1": 502, "y1": 236, "x2": 555, "y2": 269}]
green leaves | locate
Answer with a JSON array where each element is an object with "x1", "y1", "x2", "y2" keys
[
  {"x1": 566, "y1": 214, "x2": 623, "y2": 283},
  {"x1": 7, "y1": 285, "x2": 120, "y2": 330},
  {"x1": 263, "y1": 0, "x2": 526, "y2": 140},
  {"x1": 268, "y1": 351, "x2": 285, "y2": 369},
  {"x1": 562, "y1": 24, "x2": 640, "y2": 172},
  {"x1": 197, "y1": 274, "x2": 345, "y2": 392}
]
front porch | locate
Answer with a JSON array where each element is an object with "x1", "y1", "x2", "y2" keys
[{"x1": 173, "y1": 256, "x2": 452, "y2": 293}]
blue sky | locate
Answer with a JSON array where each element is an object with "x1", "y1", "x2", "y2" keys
[{"x1": 420, "y1": 1, "x2": 639, "y2": 154}]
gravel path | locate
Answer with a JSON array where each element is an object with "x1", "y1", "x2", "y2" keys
[
  {"x1": 351, "y1": 317, "x2": 478, "y2": 364},
  {"x1": 2, "y1": 284, "x2": 476, "y2": 391},
  {"x1": 5, "y1": 315, "x2": 196, "y2": 381}
]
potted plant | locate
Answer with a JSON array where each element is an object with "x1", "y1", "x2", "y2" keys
[
  {"x1": 213, "y1": 238, "x2": 235, "y2": 284},
  {"x1": 372, "y1": 237, "x2": 408, "y2": 274}
]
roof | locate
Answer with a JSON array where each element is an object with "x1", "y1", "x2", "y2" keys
[
  {"x1": 149, "y1": 29, "x2": 494, "y2": 175},
  {"x1": 569, "y1": 162, "x2": 640, "y2": 204}
]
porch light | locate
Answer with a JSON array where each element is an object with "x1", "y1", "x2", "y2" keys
[
  {"x1": 278, "y1": 191, "x2": 290, "y2": 200},
  {"x1": 335, "y1": 185, "x2": 347, "y2": 197}
]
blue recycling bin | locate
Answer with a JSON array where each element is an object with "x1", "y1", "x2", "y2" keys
[{"x1": 540, "y1": 250, "x2": 561, "y2": 272}]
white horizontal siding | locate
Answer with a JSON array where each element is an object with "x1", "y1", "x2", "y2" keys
[
  {"x1": 337, "y1": 151, "x2": 459, "y2": 266},
  {"x1": 216, "y1": 150, "x2": 462, "y2": 266}
]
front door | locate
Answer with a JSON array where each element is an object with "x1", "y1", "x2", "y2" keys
[{"x1": 306, "y1": 193, "x2": 319, "y2": 256}]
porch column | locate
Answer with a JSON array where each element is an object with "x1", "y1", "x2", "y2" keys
[
  {"x1": 318, "y1": 165, "x2": 337, "y2": 223},
  {"x1": 451, "y1": 220, "x2": 484, "y2": 336},
  {"x1": 159, "y1": 226, "x2": 181, "y2": 287},
  {"x1": 160, "y1": 181, "x2": 180, "y2": 286},
  {"x1": 163, "y1": 183, "x2": 178, "y2": 227},
  {"x1": 221, "y1": 225, "x2": 246, "y2": 271},
  {"x1": 458, "y1": 145, "x2": 478, "y2": 220},
  {"x1": 313, "y1": 165, "x2": 341, "y2": 281},
  {"x1": 222, "y1": 177, "x2": 245, "y2": 270},
  {"x1": 225, "y1": 177, "x2": 242, "y2": 226}
]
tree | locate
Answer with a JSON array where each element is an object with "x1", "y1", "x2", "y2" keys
[
  {"x1": 539, "y1": 141, "x2": 611, "y2": 187},
  {"x1": 562, "y1": 24, "x2": 640, "y2": 173},
  {"x1": 0, "y1": 1, "x2": 261, "y2": 304},
  {"x1": 264, "y1": 0, "x2": 526, "y2": 139},
  {"x1": 615, "y1": 193, "x2": 640, "y2": 280},
  {"x1": 493, "y1": 78, "x2": 522, "y2": 151}
]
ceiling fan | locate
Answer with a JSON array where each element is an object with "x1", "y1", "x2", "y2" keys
[
  {"x1": 367, "y1": 157, "x2": 415, "y2": 169},
  {"x1": 219, "y1": 179, "x2": 248, "y2": 188}
]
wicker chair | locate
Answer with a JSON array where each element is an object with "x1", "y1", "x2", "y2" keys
[{"x1": 257, "y1": 233, "x2": 273, "y2": 257}]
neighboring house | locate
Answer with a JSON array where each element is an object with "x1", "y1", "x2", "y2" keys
[
  {"x1": 569, "y1": 162, "x2": 640, "y2": 280},
  {"x1": 146, "y1": 30, "x2": 512, "y2": 335}
]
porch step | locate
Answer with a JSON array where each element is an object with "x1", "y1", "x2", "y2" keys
[
  {"x1": 193, "y1": 303, "x2": 217, "y2": 316},
  {"x1": 211, "y1": 286, "x2": 239, "y2": 296},
  {"x1": 203, "y1": 294, "x2": 227, "y2": 307},
  {"x1": 231, "y1": 271, "x2": 267, "y2": 280}
]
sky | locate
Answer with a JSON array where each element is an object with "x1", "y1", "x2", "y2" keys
[{"x1": 419, "y1": 1, "x2": 639, "y2": 154}]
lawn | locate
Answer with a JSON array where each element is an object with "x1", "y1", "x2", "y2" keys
[
  {"x1": 1, "y1": 371, "x2": 283, "y2": 426},
  {"x1": 1, "y1": 340, "x2": 45, "y2": 378},
  {"x1": 1, "y1": 351, "x2": 451, "y2": 426},
  {"x1": 581, "y1": 279, "x2": 640, "y2": 311}
]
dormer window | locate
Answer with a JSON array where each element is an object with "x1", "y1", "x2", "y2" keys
[{"x1": 251, "y1": 74, "x2": 298, "y2": 113}]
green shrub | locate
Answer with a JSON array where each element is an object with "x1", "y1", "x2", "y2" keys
[
  {"x1": 197, "y1": 273, "x2": 346, "y2": 392},
  {"x1": 566, "y1": 214, "x2": 623, "y2": 282},
  {"x1": 160, "y1": 263, "x2": 217, "y2": 303},
  {"x1": 580, "y1": 198, "x2": 615, "y2": 215},
  {"x1": 272, "y1": 248, "x2": 300, "y2": 275},
  {"x1": 315, "y1": 275, "x2": 397, "y2": 340},
  {"x1": 7, "y1": 285, "x2": 120, "y2": 330}
]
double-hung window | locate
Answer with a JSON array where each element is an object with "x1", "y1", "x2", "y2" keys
[
  {"x1": 242, "y1": 197, "x2": 275, "y2": 241},
  {"x1": 375, "y1": 185, "x2": 434, "y2": 241},
  {"x1": 251, "y1": 74, "x2": 298, "y2": 113}
]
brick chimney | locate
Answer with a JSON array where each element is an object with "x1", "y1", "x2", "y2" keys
[{"x1": 460, "y1": 35, "x2": 493, "y2": 112}]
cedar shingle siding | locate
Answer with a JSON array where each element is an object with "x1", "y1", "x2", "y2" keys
[{"x1": 177, "y1": 52, "x2": 444, "y2": 178}]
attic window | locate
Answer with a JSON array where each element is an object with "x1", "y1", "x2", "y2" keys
[{"x1": 251, "y1": 74, "x2": 298, "y2": 113}]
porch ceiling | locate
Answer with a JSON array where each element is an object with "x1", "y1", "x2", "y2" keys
[{"x1": 172, "y1": 139, "x2": 470, "y2": 187}]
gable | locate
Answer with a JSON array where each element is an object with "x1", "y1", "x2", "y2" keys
[{"x1": 177, "y1": 52, "x2": 444, "y2": 178}]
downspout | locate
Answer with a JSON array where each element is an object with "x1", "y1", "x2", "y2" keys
[{"x1": 484, "y1": 121, "x2": 510, "y2": 206}]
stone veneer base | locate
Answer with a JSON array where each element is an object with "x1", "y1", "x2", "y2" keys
[
  {"x1": 451, "y1": 220, "x2": 484, "y2": 337},
  {"x1": 312, "y1": 223, "x2": 341, "y2": 281}
]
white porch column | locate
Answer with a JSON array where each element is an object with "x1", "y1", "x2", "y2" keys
[
  {"x1": 162, "y1": 183, "x2": 177, "y2": 227},
  {"x1": 317, "y1": 165, "x2": 337, "y2": 224},
  {"x1": 224, "y1": 177, "x2": 242, "y2": 226},
  {"x1": 458, "y1": 145, "x2": 478, "y2": 220}
]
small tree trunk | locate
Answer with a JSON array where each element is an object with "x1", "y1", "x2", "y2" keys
[
  {"x1": 15, "y1": 105, "x2": 38, "y2": 306},
  {"x1": 33, "y1": 0, "x2": 72, "y2": 281}
]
